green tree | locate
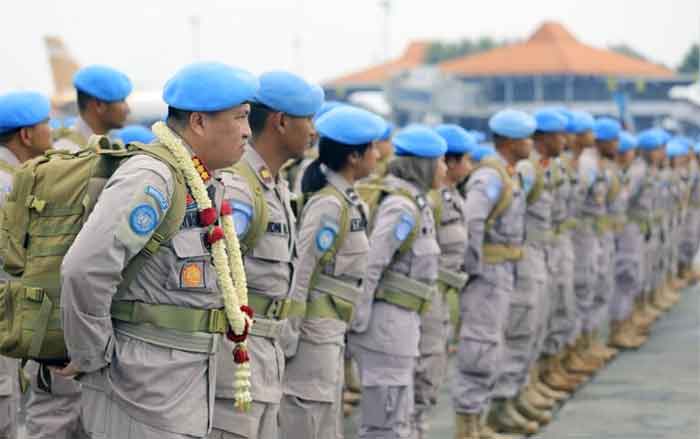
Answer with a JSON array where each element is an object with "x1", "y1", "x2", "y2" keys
[
  {"x1": 425, "y1": 37, "x2": 504, "y2": 64},
  {"x1": 609, "y1": 44, "x2": 649, "y2": 61},
  {"x1": 678, "y1": 44, "x2": 699, "y2": 74}
]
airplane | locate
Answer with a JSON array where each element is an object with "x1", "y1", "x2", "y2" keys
[{"x1": 45, "y1": 35, "x2": 167, "y2": 126}]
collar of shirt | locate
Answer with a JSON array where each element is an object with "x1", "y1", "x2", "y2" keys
[
  {"x1": 242, "y1": 144, "x2": 281, "y2": 190},
  {"x1": 0, "y1": 146, "x2": 20, "y2": 166},
  {"x1": 325, "y1": 168, "x2": 358, "y2": 205}
]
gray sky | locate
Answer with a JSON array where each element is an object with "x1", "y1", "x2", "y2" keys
[{"x1": 1, "y1": 0, "x2": 699, "y2": 95}]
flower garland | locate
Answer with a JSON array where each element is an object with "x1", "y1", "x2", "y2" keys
[{"x1": 152, "y1": 121, "x2": 253, "y2": 411}]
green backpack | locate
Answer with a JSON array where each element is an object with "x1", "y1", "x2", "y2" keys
[{"x1": 0, "y1": 136, "x2": 187, "y2": 362}]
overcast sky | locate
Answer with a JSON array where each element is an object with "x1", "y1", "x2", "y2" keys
[{"x1": 1, "y1": 0, "x2": 699, "y2": 95}]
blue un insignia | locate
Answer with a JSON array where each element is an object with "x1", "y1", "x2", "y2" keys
[
  {"x1": 231, "y1": 200, "x2": 253, "y2": 237},
  {"x1": 485, "y1": 177, "x2": 502, "y2": 202},
  {"x1": 394, "y1": 213, "x2": 415, "y2": 242},
  {"x1": 129, "y1": 203, "x2": 159, "y2": 235},
  {"x1": 316, "y1": 227, "x2": 336, "y2": 252}
]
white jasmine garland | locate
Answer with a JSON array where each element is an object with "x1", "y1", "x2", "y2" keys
[{"x1": 152, "y1": 121, "x2": 252, "y2": 410}]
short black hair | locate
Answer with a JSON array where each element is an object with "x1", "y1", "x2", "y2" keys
[
  {"x1": 445, "y1": 152, "x2": 465, "y2": 163},
  {"x1": 0, "y1": 128, "x2": 20, "y2": 144},
  {"x1": 248, "y1": 102, "x2": 274, "y2": 136},
  {"x1": 76, "y1": 90, "x2": 95, "y2": 112},
  {"x1": 492, "y1": 133, "x2": 509, "y2": 145},
  {"x1": 166, "y1": 106, "x2": 193, "y2": 129}
]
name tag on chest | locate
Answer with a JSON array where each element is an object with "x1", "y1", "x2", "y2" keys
[{"x1": 350, "y1": 218, "x2": 367, "y2": 232}]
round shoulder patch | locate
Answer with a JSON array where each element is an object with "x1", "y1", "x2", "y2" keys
[
  {"x1": 316, "y1": 226, "x2": 337, "y2": 252},
  {"x1": 129, "y1": 203, "x2": 159, "y2": 235},
  {"x1": 484, "y1": 175, "x2": 503, "y2": 202},
  {"x1": 394, "y1": 213, "x2": 415, "y2": 242},
  {"x1": 231, "y1": 200, "x2": 253, "y2": 237}
]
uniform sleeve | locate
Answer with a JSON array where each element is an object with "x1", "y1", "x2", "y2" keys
[
  {"x1": 350, "y1": 195, "x2": 417, "y2": 333},
  {"x1": 0, "y1": 172, "x2": 12, "y2": 209},
  {"x1": 516, "y1": 160, "x2": 536, "y2": 198},
  {"x1": 61, "y1": 155, "x2": 175, "y2": 373},
  {"x1": 578, "y1": 155, "x2": 597, "y2": 190},
  {"x1": 626, "y1": 164, "x2": 645, "y2": 204},
  {"x1": 462, "y1": 168, "x2": 501, "y2": 276},
  {"x1": 283, "y1": 194, "x2": 342, "y2": 358},
  {"x1": 220, "y1": 172, "x2": 256, "y2": 240}
]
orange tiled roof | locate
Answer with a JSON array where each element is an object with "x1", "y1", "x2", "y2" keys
[
  {"x1": 440, "y1": 21, "x2": 674, "y2": 77},
  {"x1": 327, "y1": 41, "x2": 431, "y2": 86}
]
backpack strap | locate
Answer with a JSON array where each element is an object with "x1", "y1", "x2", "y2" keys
[
  {"x1": 0, "y1": 159, "x2": 16, "y2": 175},
  {"x1": 526, "y1": 158, "x2": 546, "y2": 205},
  {"x1": 118, "y1": 142, "x2": 188, "y2": 291},
  {"x1": 427, "y1": 189, "x2": 444, "y2": 228},
  {"x1": 308, "y1": 185, "x2": 351, "y2": 287},
  {"x1": 52, "y1": 127, "x2": 87, "y2": 148},
  {"x1": 474, "y1": 157, "x2": 514, "y2": 231},
  {"x1": 229, "y1": 161, "x2": 269, "y2": 255}
]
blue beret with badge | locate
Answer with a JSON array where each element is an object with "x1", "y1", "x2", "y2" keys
[
  {"x1": 114, "y1": 125, "x2": 156, "y2": 144},
  {"x1": 434, "y1": 124, "x2": 476, "y2": 155},
  {"x1": 254, "y1": 71, "x2": 324, "y2": 117},
  {"x1": 470, "y1": 144, "x2": 496, "y2": 162},
  {"x1": 534, "y1": 109, "x2": 568, "y2": 133},
  {"x1": 73, "y1": 65, "x2": 132, "y2": 102},
  {"x1": 313, "y1": 100, "x2": 344, "y2": 122},
  {"x1": 637, "y1": 129, "x2": 664, "y2": 151},
  {"x1": 315, "y1": 105, "x2": 386, "y2": 146},
  {"x1": 0, "y1": 91, "x2": 51, "y2": 134},
  {"x1": 594, "y1": 117, "x2": 621, "y2": 141},
  {"x1": 488, "y1": 109, "x2": 536, "y2": 139},
  {"x1": 617, "y1": 131, "x2": 638, "y2": 153},
  {"x1": 164, "y1": 62, "x2": 259, "y2": 112},
  {"x1": 570, "y1": 111, "x2": 595, "y2": 134},
  {"x1": 393, "y1": 124, "x2": 448, "y2": 158}
]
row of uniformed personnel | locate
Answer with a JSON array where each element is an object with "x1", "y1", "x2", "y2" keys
[{"x1": 0, "y1": 61, "x2": 697, "y2": 439}]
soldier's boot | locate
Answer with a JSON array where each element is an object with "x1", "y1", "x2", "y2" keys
[
  {"x1": 515, "y1": 391, "x2": 552, "y2": 425},
  {"x1": 523, "y1": 369, "x2": 556, "y2": 410},
  {"x1": 645, "y1": 293, "x2": 664, "y2": 320},
  {"x1": 587, "y1": 330, "x2": 618, "y2": 362},
  {"x1": 540, "y1": 354, "x2": 577, "y2": 392},
  {"x1": 487, "y1": 399, "x2": 539, "y2": 436},
  {"x1": 608, "y1": 319, "x2": 643, "y2": 349},
  {"x1": 479, "y1": 423, "x2": 519, "y2": 439},
  {"x1": 665, "y1": 281, "x2": 682, "y2": 303},
  {"x1": 624, "y1": 317, "x2": 649, "y2": 345},
  {"x1": 670, "y1": 274, "x2": 687, "y2": 291},
  {"x1": 652, "y1": 286, "x2": 673, "y2": 311},
  {"x1": 532, "y1": 362, "x2": 570, "y2": 402},
  {"x1": 564, "y1": 341, "x2": 598, "y2": 375},
  {"x1": 631, "y1": 298, "x2": 653, "y2": 334},
  {"x1": 551, "y1": 351, "x2": 587, "y2": 386},
  {"x1": 455, "y1": 413, "x2": 481, "y2": 439}
]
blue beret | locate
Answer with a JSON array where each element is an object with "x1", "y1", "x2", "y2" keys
[
  {"x1": 534, "y1": 109, "x2": 568, "y2": 133},
  {"x1": 488, "y1": 109, "x2": 536, "y2": 139},
  {"x1": 164, "y1": 62, "x2": 259, "y2": 112},
  {"x1": 379, "y1": 121, "x2": 394, "y2": 141},
  {"x1": 618, "y1": 131, "x2": 638, "y2": 153},
  {"x1": 435, "y1": 124, "x2": 476, "y2": 155},
  {"x1": 0, "y1": 91, "x2": 51, "y2": 134},
  {"x1": 666, "y1": 137, "x2": 689, "y2": 158},
  {"x1": 73, "y1": 65, "x2": 132, "y2": 102},
  {"x1": 570, "y1": 111, "x2": 595, "y2": 134},
  {"x1": 594, "y1": 117, "x2": 622, "y2": 141},
  {"x1": 313, "y1": 100, "x2": 344, "y2": 122},
  {"x1": 657, "y1": 129, "x2": 672, "y2": 144},
  {"x1": 637, "y1": 129, "x2": 664, "y2": 150},
  {"x1": 114, "y1": 125, "x2": 156, "y2": 144},
  {"x1": 694, "y1": 142, "x2": 700, "y2": 154},
  {"x1": 393, "y1": 124, "x2": 448, "y2": 158},
  {"x1": 255, "y1": 71, "x2": 324, "y2": 117},
  {"x1": 315, "y1": 105, "x2": 386, "y2": 146},
  {"x1": 552, "y1": 108, "x2": 577, "y2": 133},
  {"x1": 470, "y1": 144, "x2": 496, "y2": 162}
]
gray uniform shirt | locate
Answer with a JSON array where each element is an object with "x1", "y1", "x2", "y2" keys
[
  {"x1": 578, "y1": 148, "x2": 608, "y2": 218},
  {"x1": 217, "y1": 145, "x2": 297, "y2": 404},
  {"x1": 626, "y1": 158, "x2": 654, "y2": 222},
  {"x1": 62, "y1": 149, "x2": 224, "y2": 436},
  {"x1": 349, "y1": 174, "x2": 440, "y2": 359}
]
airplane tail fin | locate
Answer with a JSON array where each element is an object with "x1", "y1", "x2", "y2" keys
[{"x1": 44, "y1": 35, "x2": 80, "y2": 106}]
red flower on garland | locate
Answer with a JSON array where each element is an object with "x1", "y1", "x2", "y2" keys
[
  {"x1": 208, "y1": 226, "x2": 225, "y2": 244},
  {"x1": 227, "y1": 318, "x2": 250, "y2": 343},
  {"x1": 199, "y1": 207, "x2": 217, "y2": 226},
  {"x1": 220, "y1": 201, "x2": 232, "y2": 216},
  {"x1": 232, "y1": 345, "x2": 249, "y2": 364}
]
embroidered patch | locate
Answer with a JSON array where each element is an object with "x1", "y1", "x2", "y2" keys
[
  {"x1": 231, "y1": 200, "x2": 253, "y2": 237},
  {"x1": 394, "y1": 213, "x2": 415, "y2": 242},
  {"x1": 350, "y1": 217, "x2": 367, "y2": 232},
  {"x1": 180, "y1": 261, "x2": 205, "y2": 288},
  {"x1": 145, "y1": 185, "x2": 169, "y2": 212},
  {"x1": 485, "y1": 176, "x2": 502, "y2": 202},
  {"x1": 316, "y1": 226, "x2": 337, "y2": 252},
  {"x1": 129, "y1": 203, "x2": 158, "y2": 235}
]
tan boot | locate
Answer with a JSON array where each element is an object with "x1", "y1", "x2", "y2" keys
[
  {"x1": 515, "y1": 391, "x2": 552, "y2": 425},
  {"x1": 671, "y1": 276, "x2": 687, "y2": 291},
  {"x1": 522, "y1": 383, "x2": 555, "y2": 410},
  {"x1": 652, "y1": 286, "x2": 673, "y2": 311},
  {"x1": 665, "y1": 282, "x2": 682, "y2": 304},
  {"x1": 455, "y1": 412, "x2": 481, "y2": 439},
  {"x1": 587, "y1": 331, "x2": 618, "y2": 362},
  {"x1": 564, "y1": 340, "x2": 598, "y2": 374},
  {"x1": 624, "y1": 317, "x2": 649, "y2": 345},
  {"x1": 540, "y1": 354, "x2": 577, "y2": 392},
  {"x1": 608, "y1": 320, "x2": 642, "y2": 350},
  {"x1": 631, "y1": 298, "x2": 653, "y2": 334},
  {"x1": 487, "y1": 399, "x2": 539, "y2": 436},
  {"x1": 552, "y1": 351, "x2": 587, "y2": 386},
  {"x1": 645, "y1": 293, "x2": 663, "y2": 320},
  {"x1": 479, "y1": 423, "x2": 518, "y2": 439},
  {"x1": 533, "y1": 375, "x2": 570, "y2": 402}
]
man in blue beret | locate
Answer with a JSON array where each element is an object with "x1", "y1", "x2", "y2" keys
[
  {"x1": 680, "y1": 140, "x2": 700, "y2": 284},
  {"x1": 453, "y1": 109, "x2": 533, "y2": 439},
  {"x1": 664, "y1": 138, "x2": 690, "y2": 296},
  {"x1": 58, "y1": 61, "x2": 258, "y2": 439},
  {"x1": 0, "y1": 91, "x2": 53, "y2": 439},
  {"x1": 214, "y1": 70, "x2": 323, "y2": 439},
  {"x1": 53, "y1": 64, "x2": 132, "y2": 152}
]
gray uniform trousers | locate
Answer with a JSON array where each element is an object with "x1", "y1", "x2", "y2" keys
[
  {"x1": 0, "y1": 357, "x2": 18, "y2": 439},
  {"x1": 543, "y1": 233, "x2": 577, "y2": 354},
  {"x1": 25, "y1": 362, "x2": 81, "y2": 439},
  {"x1": 591, "y1": 230, "x2": 614, "y2": 330},
  {"x1": 572, "y1": 223, "x2": 601, "y2": 334},
  {"x1": 610, "y1": 223, "x2": 645, "y2": 322},
  {"x1": 492, "y1": 244, "x2": 546, "y2": 399}
]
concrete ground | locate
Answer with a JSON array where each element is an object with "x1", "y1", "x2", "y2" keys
[{"x1": 344, "y1": 286, "x2": 700, "y2": 439}]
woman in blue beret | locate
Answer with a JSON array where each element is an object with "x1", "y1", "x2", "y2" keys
[
  {"x1": 347, "y1": 124, "x2": 446, "y2": 439},
  {"x1": 280, "y1": 105, "x2": 384, "y2": 439}
]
